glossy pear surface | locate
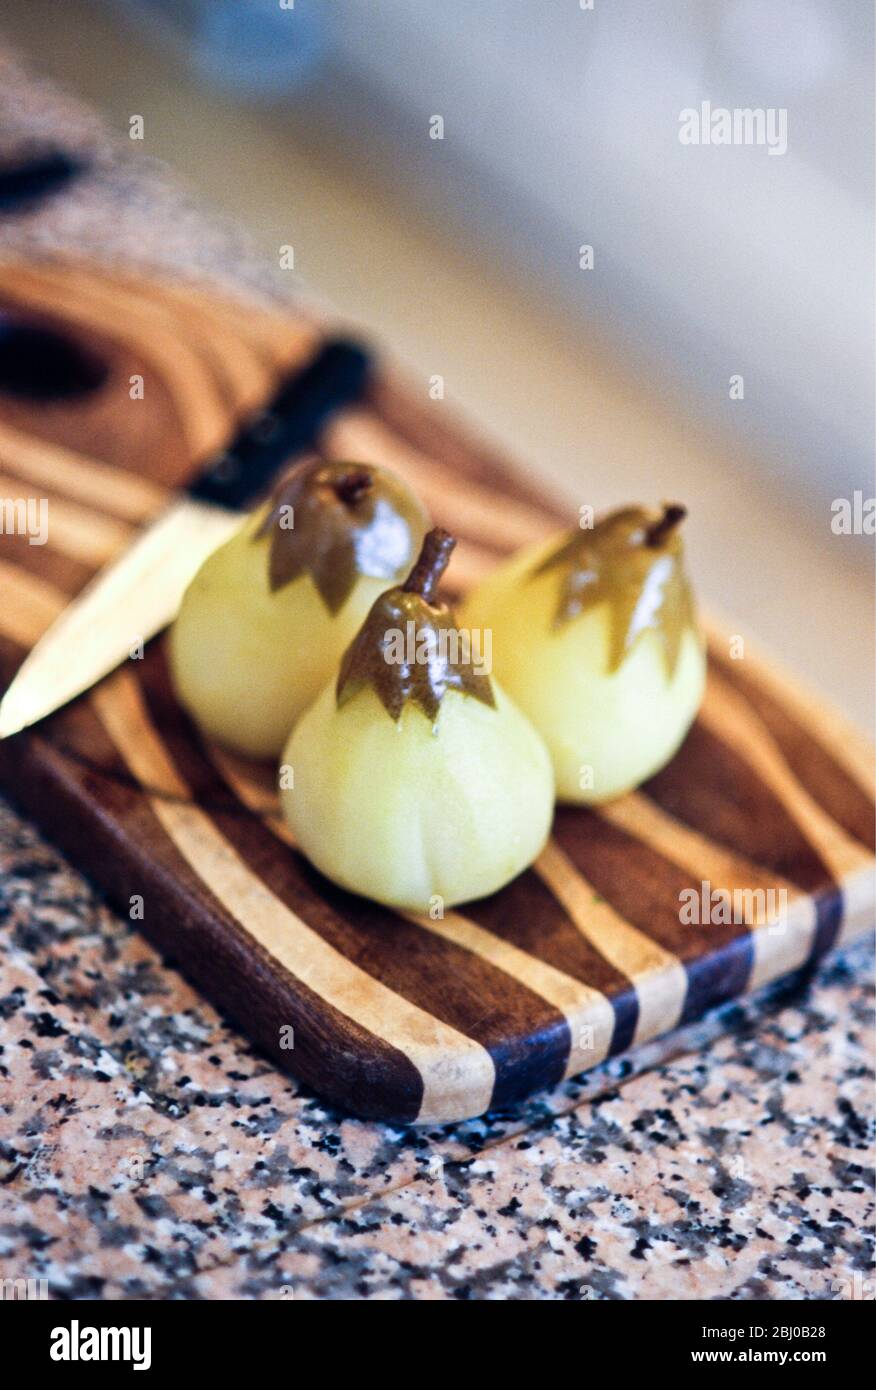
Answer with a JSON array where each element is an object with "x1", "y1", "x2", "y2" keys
[
  {"x1": 461, "y1": 508, "x2": 706, "y2": 804},
  {"x1": 282, "y1": 682, "x2": 553, "y2": 910},
  {"x1": 169, "y1": 460, "x2": 428, "y2": 758}
]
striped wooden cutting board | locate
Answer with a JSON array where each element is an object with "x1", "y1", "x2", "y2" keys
[{"x1": 0, "y1": 258, "x2": 873, "y2": 1125}]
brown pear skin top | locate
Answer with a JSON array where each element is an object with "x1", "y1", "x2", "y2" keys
[
  {"x1": 337, "y1": 527, "x2": 496, "y2": 724},
  {"x1": 255, "y1": 457, "x2": 429, "y2": 614},
  {"x1": 533, "y1": 504, "x2": 697, "y2": 677}
]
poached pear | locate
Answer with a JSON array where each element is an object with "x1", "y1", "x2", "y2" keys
[
  {"x1": 169, "y1": 458, "x2": 429, "y2": 758},
  {"x1": 282, "y1": 528, "x2": 554, "y2": 910},
  {"x1": 460, "y1": 505, "x2": 705, "y2": 804}
]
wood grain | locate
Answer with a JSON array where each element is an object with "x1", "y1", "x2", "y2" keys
[{"x1": 0, "y1": 257, "x2": 872, "y2": 1124}]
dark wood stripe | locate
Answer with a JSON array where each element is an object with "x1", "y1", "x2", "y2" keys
[{"x1": 810, "y1": 887, "x2": 845, "y2": 964}]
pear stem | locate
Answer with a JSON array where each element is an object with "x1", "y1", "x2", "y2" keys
[
  {"x1": 334, "y1": 467, "x2": 372, "y2": 507},
  {"x1": 646, "y1": 503, "x2": 687, "y2": 547},
  {"x1": 403, "y1": 527, "x2": 456, "y2": 602}
]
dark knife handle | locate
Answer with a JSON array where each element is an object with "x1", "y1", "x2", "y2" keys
[
  {"x1": 188, "y1": 338, "x2": 372, "y2": 510},
  {"x1": 0, "y1": 150, "x2": 86, "y2": 211}
]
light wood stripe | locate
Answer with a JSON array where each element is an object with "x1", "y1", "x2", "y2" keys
[
  {"x1": 699, "y1": 671, "x2": 876, "y2": 972},
  {"x1": 834, "y1": 861, "x2": 876, "y2": 950},
  {"x1": 107, "y1": 265, "x2": 320, "y2": 371},
  {"x1": 537, "y1": 839, "x2": 688, "y2": 1045},
  {"x1": 0, "y1": 558, "x2": 64, "y2": 645},
  {"x1": 41, "y1": 255, "x2": 317, "y2": 369},
  {"x1": 116, "y1": 288, "x2": 272, "y2": 413},
  {"x1": 601, "y1": 791, "x2": 800, "y2": 923},
  {"x1": 328, "y1": 410, "x2": 554, "y2": 552},
  {"x1": 0, "y1": 472, "x2": 132, "y2": 566},
  {"x1": 599, "y1": 789, "x2": 820, "y2": 993},
  {"x1": 747, "y1": 892, "x2": 830, "y2": 991},
  {"x1": 0, "y1": 419, "x2": 166, "y2": 522},
  {"x1": 703, "y1": 614, "x2": 875, "y2": 800}
]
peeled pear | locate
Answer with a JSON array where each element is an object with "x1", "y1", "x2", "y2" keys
[
  {"x1": 169, "y1": 458, "x2": 429, "y2": 758},
  {"x1": 460, "y1": 505, "x2": 706, "y2": 804},
  {"x1": 282, "y1": 529, "x2": 554, "y2": 910}
]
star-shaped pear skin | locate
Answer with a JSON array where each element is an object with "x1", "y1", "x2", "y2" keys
[
  {"x1": 533, "y1": 504, "x2": 698, "y2": 677},
  {"x1": 337, "y1": 529, "x2": 496, "y2": 724},
  {"x1": 254, "y1": 457, "x2": 428, "y2": 614}
]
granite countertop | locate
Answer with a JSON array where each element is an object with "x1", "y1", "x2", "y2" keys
[{"x1": 1, "y1": 45, "x2": 874, "y2": 1301}]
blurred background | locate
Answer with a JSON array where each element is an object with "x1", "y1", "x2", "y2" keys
[{"x1": 1, "y1": 0, "x2": 873, "y2": 725}]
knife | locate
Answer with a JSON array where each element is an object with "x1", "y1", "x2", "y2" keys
[{"x1": 0, "y1": 337, "x2": 371, "y2": 739}]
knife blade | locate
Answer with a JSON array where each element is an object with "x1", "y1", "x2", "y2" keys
[{"x1": 0, "y1": 337, "x2": 371, "y2": 739}]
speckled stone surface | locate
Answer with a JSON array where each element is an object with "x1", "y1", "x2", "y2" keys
[{"x1": 1, "y1": 43, "x2": 874, "y2": 1301}]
